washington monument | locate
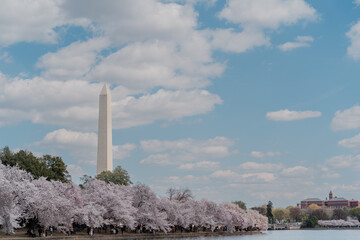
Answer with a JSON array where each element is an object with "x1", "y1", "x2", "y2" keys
[{"x1": 97, "y1": 84, "x2": 113, "y2": 175}]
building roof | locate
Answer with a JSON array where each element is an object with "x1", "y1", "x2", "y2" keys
[
  {"x1": 328, "y1": 197, "x2": 347, "y2": 201},
  {"x1": 302, "y1": 198, "x2": 323, "y2": 201}
]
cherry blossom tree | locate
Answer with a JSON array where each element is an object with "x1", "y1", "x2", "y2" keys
[
  {"x1": 215, "y1": 204, "x2": 232, "y2": 232},
  {"x1": 0, "y1": 162, "x2": 33, "y2": 234},
  {"x1": 23, "y1": 178, "x2": 75, "y2": 229},
  {"x1": 81, "y1": 179, "x2": 136, "y2": 228},
  {"x1": 318, "y1": 217, "x2": 360, "y2": 227},
  {"x1": 246, "y1": 209, "x2": 268, "y2": 230},
  {"x1": 222, "y1": 202, "x2": 247, "y2": 230},
  {"x1": 131, "y1": 183, "x2": 170, "y2": 232},
  {"x1": 159, "y1": 197, "x2": 194, "y2": 229},
  {"x1": 177, "y1": 199, "x2": 195, "y2": 229}
]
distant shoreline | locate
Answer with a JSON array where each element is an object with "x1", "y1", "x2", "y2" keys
[{"x1": 300, "y1": 227, "x2": 360, "y2": 230}]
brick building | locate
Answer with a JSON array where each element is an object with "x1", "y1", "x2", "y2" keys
[
  {"x1": 300, "y1": 198, "x2": 325, "y2": 208},
  {"x1": 299, "y1": 191, "x2": 359, "y2": 209}
]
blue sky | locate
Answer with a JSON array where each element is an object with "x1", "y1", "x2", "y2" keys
[{"x1": 2, "y1": 0, "x2": 360, "y2": 208}]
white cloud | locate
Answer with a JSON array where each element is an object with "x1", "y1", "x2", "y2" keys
[
  {"x1": 242, "y1": 173, "x2": 276, "y2": 182},
  {"x1": 322, "y1": 172, "x2": 341, "y2": 179},
  {"x1": 161, "y1": 175, "x2": 209, "y2": 185},
  {"x1": 0, "y1": 52, "x2": 12, "y2": 63},
  {"x1": 62, "y1": 0, "x2": 198, "y2": 45},
  {"x1": 250, "y1": 151, "x2": 282, "y2": 158},
  {"x1": 206, "y1": 28, "x2": 270, "y2": 53},
  {"x1": 0, "y1": 0, "x2": 89, "y2": 46},
  {"x1": 140, "y1": 136, "x2": 235, "y2": 166},
  {"x1": 250, "y1": 151, "x2": 265, "y2": 158},
  {"x1": 239, "y1": 162, "x2": 284, "y2": 171},
  {"x1": 281, "y1": 166, "x2": 312, "y2": 177},
  {"x1": 278, "y1": 35, "x2": 314, "y2": 51},
  {"x1": 0, "y1": 76, "x2": 222, "y2": 130},
  {"x1": 0, "y1": 1, "x2": 62, "y2": 46},
  {"x1": 61, "y1": 0, "x2": 225, "y2": 93},
  {"x1": 338, "y1": 133, "x2": 360, "y2": 148},
  {"x1": 331, "y1": 105, "x2": 360, "y2": 131},
  {"x1": 37, "y1": 38, "x2": 110, "y2": 80},
  {"x1": 141, "y1": 136, "x2": 233, "y2": 154},
  {"x1": 35, "y1": 129, "x2": 136, "y2": 165},
  {"x1": 88, "y1": 40, "x2": 224, "y2": 90},
  {"x1": 332, "y1": 184, "x2": 360, "y2": 192},
  {"x1": 266, "y1": 109, "x2": 321, "y2": 121},
  {"x1": 210, "y1": 170, "x2": 240, "y2": 179},
  {"x1": 320, "y1": 166, "x2": 341, "y2": 179},
  {"x1": 178, "y1": 161, "x2": 220, "y2": 171},
  {"x1": 67, "y1": 164, "x2": 86, "y2": 180},
  {"x1": 325, "y1": 154, "x2": 360, "y2": 170},
  {"x1": 113, "y1": 144, "x2": 137, "y2": 160},
  {"x1": 218, "y1": 0, "x2": 317, "y2": 29},
  {"x1": 37, "y1": 128, "x2": 97, "y2": 148},
  {"x1": 0, "y1": 78, "x2": 100, "y2": 129},
  {"x1": 210, "y1": 170, "x2": 276, "y2": 183},
  {"x1": 113, "y1": 89, "x2": 222, "y2": 129},
  {"x1": 140, "y1": 154, "x2": 184, "y2": 166},
  {"x1": 347, "y1": 21, "x2": 360, "y2": 60},
  {"x1": 207, "y1": 0, "x2": 317, "y2": 54},
  {"x1": 0, "y1": 0, "x2": 227, "y2": 131},
  {"x1": 0, "y1": 0, "x2": 320, "y2": 132}
]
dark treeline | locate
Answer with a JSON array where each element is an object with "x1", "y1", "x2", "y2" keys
[{"x1": 0, "y1": 146, "x2": 70, "y2": 182}]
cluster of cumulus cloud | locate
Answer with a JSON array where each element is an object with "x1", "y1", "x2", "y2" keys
[
  {"x1": 0, "y1": 0, "x2": 322, "y2": 131},
  {"x1": 0, "y1": 162, "x2": 268, "y2": 235}
]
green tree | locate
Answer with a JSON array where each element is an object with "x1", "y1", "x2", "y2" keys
[
  {"x1": 289, "y1": 207, "x2": 303, "y2": 222},
  {"x1": 332, "y1": 208, "x2": 348, "y2": 220},
  {"x1": 349, "y1": 207, "x2": 360, "y2": 221},
  {"x1": 273, "y1": 208, "x2": 289, "y2": 223},
  {"x1": 232, "y1": 200, "x2": 247, "y2": 210},
  {"x1": 309, "y1": 208, "x2": 330, "y2": 220},
  {"x1": 266, "y1": 201, "x2": 274, "y2": 224},
  {"x1": 42, "y1": 155, "x2": 71, "y2": 182},
  {"x1": 96, "y1": 165, "x2": 132, "y2": 185},
  {"x1": 0, "y1": 146, "x2": 70, "y2": 182},
  {"x1": 251, "y1": 206, "x2": 266, "y2": 216},
  {"x1": 302, "y1": 216, "x2": 318, "y2": 228}
]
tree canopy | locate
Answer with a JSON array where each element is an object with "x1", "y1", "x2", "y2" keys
[
  {"x1": 289, "y1": 207, "x2": 302, "y2": 222},
  {"x1": 272, "y1": 208, "x2": 289, "y2": 222},
  {"x1": 167, "y1": 187, "x2": 193, "y2": 201},
  {"x1": 349, "y1": 207, "x2": 360, "y2": 221},
  {"x1": 266, "y1": 201, "x2": 274, "y2": 224},
  {"x1": 0, "y1": 146, "x2": 70, "y2": 183},
  {"x1": 232, "y1": 200, "x2": 247, "y2": 210},
  {"x1": 251, "y1": 206, "x2": 266, "y2": 216},
  {"x1": 96, "y1": 165, "x2": 132, "y2": 186},
  {"x1": 303, "y1": 216, "x2": 318, "y2": 228}
]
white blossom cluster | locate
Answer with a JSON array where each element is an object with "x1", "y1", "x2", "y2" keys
[
  {"x1": 0, "y1": 162, "x2": 267, "y2": 234},
  {"x1": 318, "y1": 217, "x2": 360, "y2": 227}
]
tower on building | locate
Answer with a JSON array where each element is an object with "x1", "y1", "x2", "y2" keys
[
  {"x1": 96, "y1": 84, "x2": 113, "y2": 175},
  {"x1": 329, "y1": 190, "x2": 333, "y2": 200}
]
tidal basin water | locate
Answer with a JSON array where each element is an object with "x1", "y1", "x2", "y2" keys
[{"x1": 177, "y1": 230, "x2": 360, "y2": 240}]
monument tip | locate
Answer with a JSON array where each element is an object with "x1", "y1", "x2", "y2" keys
[{"x1": 100, "y1": 83, "x2": 110, "y2": 95}]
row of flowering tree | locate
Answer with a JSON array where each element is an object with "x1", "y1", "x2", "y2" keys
[
  {"x1": 318, "y1": 217, "x2": 360, "y2": 227},
  {"x1": 0, "y1": 162, "x2": 268, "y2": 235}
]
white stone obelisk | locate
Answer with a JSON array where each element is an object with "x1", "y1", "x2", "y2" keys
[{"x1": 97, "y1": 84, "x2": 113, "y2": 175}]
